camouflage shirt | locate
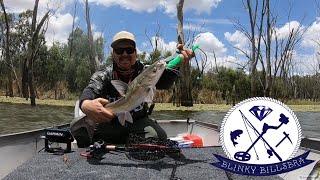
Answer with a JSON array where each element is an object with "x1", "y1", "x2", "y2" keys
[{"x1": 79, "y1": 60, "x2": 179, "y2": 119}]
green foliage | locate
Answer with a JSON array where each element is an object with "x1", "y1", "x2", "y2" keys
[
  {"x1": 68, "y1": 27, "x2": 90, "y2": 61},
  {"x1": 137, "y1": 51, "x2": 147, "y2": 63},
  {"x1": 149, "y1": 49, "x2": 161, "y2": 63},
  {"x1": 199, "y1": 67, "x2": 251, "y2": 102},
  {"x1": 163, "y1": 51, "x2": 172, "y2": 58},
  {"x1": 191, "y1": 67, "x2": 203, "y2": 88},
  {"x1": 64, "y1": 58, "x2": 77, "y2": 91},
  {"x1": 201, "y1": 70, "x2": 218, "y2": 91},
  {"x1": 47, "y1": 43, "x2": 65, "y2": 88},
  {"x1": 103, "y1": 53, "x2": 113, "y2": 68},
  {"x1": 75, "y1": 59, "x2": 91, "y2": 91},
  {"x1": 2, "y1": 8, "x2": 320, "y2": 103}
]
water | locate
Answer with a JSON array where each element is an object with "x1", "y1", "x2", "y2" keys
[
  {"x1": 0, "y1": 103, "x2": 74, "y2": 135},
  {"x1": 0, "y1": 103, "x2": 319, "y2": 138}
]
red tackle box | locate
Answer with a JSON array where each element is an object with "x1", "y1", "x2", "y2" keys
[{"x1": 183, "y1": 134, "x2": 203, "y2": 147}]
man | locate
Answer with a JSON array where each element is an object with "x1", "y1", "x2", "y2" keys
[{"x1": 72, "y1": 31, "x2": 194, "y2": 147}]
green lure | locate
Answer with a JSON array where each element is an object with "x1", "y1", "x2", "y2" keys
[{"x1": 166, "y1": 45, "x2": 200, "y2": 68}]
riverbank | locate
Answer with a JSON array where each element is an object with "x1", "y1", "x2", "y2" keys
[{"x1": 1, "y1": 96, "x2": 320, "y2": 112}]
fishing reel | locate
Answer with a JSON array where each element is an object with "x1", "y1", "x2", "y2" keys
[{"x1": 42, "y1": 128, "x2": 74, "y2": 153}]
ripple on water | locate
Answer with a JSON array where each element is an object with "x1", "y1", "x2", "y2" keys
[
  {"x1": 0, "y1": 103, "x2": 74, "y2": 135},
  {"x1": 0, "y1": 103, "x2": 319, "y2": 139}
]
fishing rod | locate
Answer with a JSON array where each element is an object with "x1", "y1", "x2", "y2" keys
[
  {"x1": 80, "y1": 138, "x2": 181, "y2": 160},
  {"x1": 80, "y1": 135, "x2": 184, "y2": 180},
  {"x1": 166, "y1": 45, "x2": 200, "y2": 68}
]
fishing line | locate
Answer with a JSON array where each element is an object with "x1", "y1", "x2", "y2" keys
[{"x1": 240, "y1": 111, "x2": 259, "y2": 160}]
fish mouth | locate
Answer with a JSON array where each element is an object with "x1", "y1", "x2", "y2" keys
[{"x1": 156, "y1": 60, "x2": 166, "y2": 69}]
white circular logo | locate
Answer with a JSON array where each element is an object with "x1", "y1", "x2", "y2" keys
[{"x1": 220, "y1": 97, "x2": 301, "y2": 165}]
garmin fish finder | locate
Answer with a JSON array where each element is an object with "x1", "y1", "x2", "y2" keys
[{"x1": 43, "y1": 128, "x2": 74, "y2": 153}]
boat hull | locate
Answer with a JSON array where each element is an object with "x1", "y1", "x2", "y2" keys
[{"x1": 0, "y1": 120, "x2": 319, "y2": 179}]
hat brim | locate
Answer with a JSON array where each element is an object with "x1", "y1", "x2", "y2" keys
[{"x1": 111, "y1": 39, "x2": 136, "y2": 48}]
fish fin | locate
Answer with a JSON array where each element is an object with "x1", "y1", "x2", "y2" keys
[
  {"x1": 144, "y1": 86, "x2": 156, "y2": 103},
  {"x1": 125, "y1": 112, "x2": 133, "y2": 123},
  {"x1": 117, "y1": 113, "x2": 126, "y2": 126},
  {"x1": 116, "y1": 112, "x2": 133, "y2": 126},
  {"x1": 70, "y1": 115, "x2": 95, "y2": 141},
  {"x1": 111, "y1": 80, "x2": 128, "y2": 97}
]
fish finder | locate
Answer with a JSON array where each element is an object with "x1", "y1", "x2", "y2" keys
[{"x1": 43, "y1": 128, "x2": 74, "y2": 153}]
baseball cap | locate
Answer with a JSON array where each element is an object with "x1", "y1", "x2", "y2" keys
[{"x1": 111, "y1": 31, "x2": 136, "y2": 48}]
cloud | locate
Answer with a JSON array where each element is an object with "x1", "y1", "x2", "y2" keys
[
  {"x1": 274, "y1": 21, "x2": 304, "y2": 40},
  {"x1": 290, "y1": 53, "x2": 320, "y2": 75},
  {"x1": 187, "y1": 18, "x2": 233, "y2": 25},
  {"x1": 224, "y1": 30, "x2": 250, "y2": 55},
  {"x1": 3, "y1": 0, "x2": 75, "y2": 46},
  {"x1": 191, "y1": 32, "x2": 244, "y2": 72},
  {"x1": 89, "y1": 0, "x2": 221, "y2": 15},
  {"x1": 46, "y1": 13, "x2": 74, "y2": 46},
  {"x1": 183, "y1": 24, "x2": 208, "y2": 32},
  {"x1": 90, "y1": 0, "x2": 159, "y2": 13},
  {"x1": 139, "y1": 31, "x2": 241, "y2": 71},
  {"x1": 301, "y1": 18, "x2": 320, "y2": 50},
  {"x1": 2, "y1": 0, "x2": 105, "y2": 47},
  {"x1": 194, "y1": 32, "x2": 227, "y2": 56},
  {"x1": 2, "y1": 0, "x2": 73, "y2": 14},
  {"x1": 149, "y1": 37, "x2": 177, "y2": 54}
]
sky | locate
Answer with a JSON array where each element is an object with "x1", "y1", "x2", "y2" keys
[{"x1": 2, "y1": 0, "x2": 320, "y2": 74}]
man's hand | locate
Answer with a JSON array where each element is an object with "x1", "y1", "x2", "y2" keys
[
  {"x1": 177, "y1": 44, "x2": 195, "y2": 64},
  {"x1": 81, "y1": 98, "x2": 115, "y2": 123}
]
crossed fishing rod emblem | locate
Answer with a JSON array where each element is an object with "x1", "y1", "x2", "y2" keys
[{"x1": 230, "y1": 106, "x2": 292, "y2": 162}]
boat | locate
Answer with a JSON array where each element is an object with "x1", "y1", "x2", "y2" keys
[{"x1": 0, "y1": 104, "x2": 319, "y2": 179}]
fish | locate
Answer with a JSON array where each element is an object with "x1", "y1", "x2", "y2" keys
[
  {"x1": 230, "y1": 129, "x2": 243, "y2": 147},
  {"x1": 70, "y1": 59, "x2": 167, "y2": 141},
  {"x1": 307, "y1": 160, "x2": 320, "y2": 180},
  {"x1": 105, "y1": 59, "x2": 167, "y2": 126}
]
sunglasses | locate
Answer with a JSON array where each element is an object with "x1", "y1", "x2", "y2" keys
[{"x1": 114, "y1": 47, "x2": 135, "y2": 55}]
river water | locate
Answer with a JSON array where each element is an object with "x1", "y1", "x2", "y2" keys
[{"x1": 0, "y1": 103, "x2": 319, "y2": 138}]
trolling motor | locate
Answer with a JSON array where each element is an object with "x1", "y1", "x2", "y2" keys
[{"x1": 43, "y1": 128, "x2": 74, "y2": 153}]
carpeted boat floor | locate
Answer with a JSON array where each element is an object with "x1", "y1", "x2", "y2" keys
[{"x1": 3, "y1": 146, "x2": 282, "y2": 180}]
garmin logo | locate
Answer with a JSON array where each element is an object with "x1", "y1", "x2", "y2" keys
[{"x1": 46, "y1": 131, "x2": 64, "y2": 137}]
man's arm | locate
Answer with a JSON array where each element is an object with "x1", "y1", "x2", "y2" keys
[
  {"x1": 79, "y1": 70, "x2": 114, "y2": 123},
  {"x1": 156, "y1": 44, "x2": 194, "y2": 90},
  {"x1": 79, "y1": 70, "x2": 108, "y2": 109},
  {"x1": 155, "y1": 68, "x2": 180, "y2": 90}
]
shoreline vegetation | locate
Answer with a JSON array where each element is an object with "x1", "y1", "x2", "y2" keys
[{"x1": 1, "y1": 96, "x2": 320, "y2": 112}]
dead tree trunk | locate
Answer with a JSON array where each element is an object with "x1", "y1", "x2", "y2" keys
[
  {"x1": 177, "y1": 0, "x2": 193, "y2": 106},
  {"x1": 247, "y1": 0, "x2": 259, "y2": 97},
  {"x1": 25, "y1": 0, "x2": 49, "y2": 106},
  {"x1": 69, "y1": 1, "x2": 77, "y2": 59},
  {"x1": 0, "y1": 0, "x2": 13, "y2": 97},
  {"x1": 85, "y1": 0, "x2": 100, "y2": 73},
  {"x1": 265, "y1": 0, "x2": 272, "y2": 96}
]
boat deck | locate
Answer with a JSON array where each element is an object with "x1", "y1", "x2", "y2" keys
[{"x1": 4, "y1": 146, "x2": 282, "y2": 180}]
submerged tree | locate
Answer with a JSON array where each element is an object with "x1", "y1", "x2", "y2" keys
[{"x1": 176, "y1": 0, "x2": 193, "y2": 106}]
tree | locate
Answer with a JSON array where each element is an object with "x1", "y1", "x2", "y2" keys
[
  {"x1": 47, "y1": 43, "x2": 64, "y2": 99},
  {"x1": 85, "y1": 0, "x2": 100, "y2": 74},
  {"x1": 176, "y1": 0, "x2": 193, "y2": 106},
  {"x1": 24, "y1": 0, "x2": 50, "y2": 106},
  {"x1": 0, "y1": 0, "x2": 13, "y2": 97},
  {"x1": 231, "y1": 0, "x2": 305, "y2": 100},
  {"x1": 69, "y1": 0, "x2": 77, "y2": 59},
  {"x1": 65, "y1": 26, "x2": 105, "y2": 92}
]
